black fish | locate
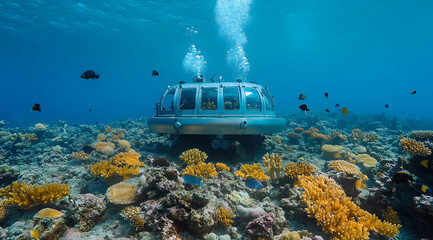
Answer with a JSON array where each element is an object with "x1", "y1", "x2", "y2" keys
[
  {"x1": 325, "y1": 109, "x2": 330, "y2": 112},
  {"x1": 410, "y1": 90, "x2": 416, "y2": 95},
  {"x1": 324, "y1": 92, "x2": 328, "y2": 98},
  {"x1": 152, "y1": 70, "x2": 159, "y2": 76},
  {"x1": 299, "y1": 104, "x2": 310, "y2": 111},
  {"x1": 89, "y1": 108, "x2": 92, "y2": 112},
  {"x1": 32, "y1": 103, "x2": 41, "y2": 112},
  {"x1": 385, "y1": 104, "x2": 389, "y2": 108},
  {"x1": 392, "y1": 171, "x2": 414, "y2": 184},
  {"x1": 298, "y1": 94, "x2": 306, "y2": 100},
  {"x1": 81, "y1": 70, "x2": 99, "y2": 79},
  {"x1": 82, "y1": 145, "x2": 95, "y2": 154},
  {"x1": 335, "y1": 104, "x2": 340, "y2": 107}
]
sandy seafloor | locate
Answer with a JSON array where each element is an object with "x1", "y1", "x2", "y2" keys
[{"x1": 0, "y1": 114, "x2": 433, "y2": 240}]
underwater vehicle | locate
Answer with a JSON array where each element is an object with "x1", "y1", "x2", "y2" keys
[{"x1": 148, "y1": 75, "x2": 286, "y2": 145}]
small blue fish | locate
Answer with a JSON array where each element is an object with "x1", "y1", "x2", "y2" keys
[
  {"x1": 243, "y1": 177, "x2": 263, "y2": 189},
  {"x1": 414, "y1": 182, "x2": 432, "y2": 196},
  {"x1": 183, "y1": 175, "x2": 203, "y2": 186},
  {"x1": 82, "y1": 145, "x2": 94, "y2": 154}
]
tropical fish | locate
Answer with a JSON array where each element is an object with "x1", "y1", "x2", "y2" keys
[
  {"x1": 299, "y1": 104, "x2": 309, "y2": 112},
  {"x1": 183, "y1": 175, "x2": 203, "y2": 186},
  {"x1": 298, "y1": 94, "x2": 306, "y2": 100},
  {"x1": 325, "y1": 109, "x2": 330, "y2": 112},
  {"x1": 243, "y1": 177, "x2": 263, "y2": 189},
  {"x1": 420, "y1": 159, "x2": 433, "y2": 171},
  {"x1": 392, "y1": 171, "x2": 414, "y2": 184},
  {"x1": 324, "y1": 92, "x2": 328, "y2": 98},
  {"x1": 413, "y1": 182, "x2": 432, "y2": 196},
  {"x1": 29, "y1": 230, "x2": 39, "y2": 239},
  {"x1": 152, "y1": 70, "x2": 159, "y2": 76},
  {"x1": 82, "y1": 145, "x2": 95, "y2": 154},
  {"x1": 385, "y1": 104, "x2": 389, "y2": 108},
  {"x1": 410, "y1": 90, "x2": 416, "y2": 95},
  {"x1": 81, "y1": 70, "x2": 99, "y2": 79},
  {"x1": 341, "y1": 107, "x2": 349, "y2": 115},
  {"x1": 335, "y1": 104, "x2": 340, "y2": 107},
  {"x1": 32, "y1": 103, "x2": 41, "y2": 112}
]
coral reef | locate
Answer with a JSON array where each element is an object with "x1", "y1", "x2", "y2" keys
[
  {"x1": 182, "y1": 162, "x2": 218, "y2": 179},
  {"x1": 321, "y1": 144, "x2": 345, "y2": 160},
  {"x1": 94, "y1": 141, "x2": 115, "y2": 153},
  {"x1": 262, "y1": 152, "x2": 283, "y2": 179},
  {"x1": 0, "y1": 182, "x2": 69, "y2": 209},
  {"x1": 0, "y1": 199, "x2": 9, "y2": 221},
  {"x1": 217, "y1": 206, "x2": 234, "y2": 227},
  {"x1": 400, "y1": 137, "x2": 431, "y2": 156},
  {"x1": 350, "y1": 129, "x2": 379, "y2": 143},
  {"x1": 89, "y1": 149, "x2": 144, "y2": 180},
  {"x1": 355, "y1": 154, "x2": 378, "y2": 167},
  {"x1": 411, "y1": 130, "x2": 433, "y2": 141},
  {"x1": 216, "y1": 163, "x2": 230, "y2": 172},
  {"x1": 179, "y1": 148, "x2": 208, "y2": 165},
  {"x1": 244, "y1": 213, "x2": 275, "y2": 240},
  {"x1": 34, "y1": 208, "x2": 63, "y2": 218},
  {"x1": 283, "y1": 162, "x2": 316, "y2": 179},
  {"x1": 235, "y1": 163, "x2": 270, "y2": 181},
  {"x1": 106, "y1": 182, "x2": 137, "y2": 204},
  {"x1": 69, "y1": 193, "x2": 107, "y2": 232}
]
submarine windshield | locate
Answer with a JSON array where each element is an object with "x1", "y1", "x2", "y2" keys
[
  {"x1": 162, "y1": 88, "x2": 175, "y2": 111},
  {"x1": 261, "y1": 88, "x2": 275, "y2": 111},
  {"x1": 245, "y1": 88, "x2": 262, "y2": 111}
]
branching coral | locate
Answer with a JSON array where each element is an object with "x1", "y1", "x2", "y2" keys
[
  {"x1": 182, "y1": 162, "x2": 217, "y2": 179},
  {"x1": 411, "y1": 130, "x2": 433, "y2": 141},
  {"x1": 90, "y1": 149, "x2": 144, "y2": 180},
  {"x1": 283, "y1": 162, "x2": 316, "y2": 179},
  {"x1": 106, "y1": 182, "x2": 137, "y2": 204},
  {"x1": 0, "y1": 182, "x2": 70, "y2": 209},
  {"x1": 217, "y1": 206, "x2": 234, "y2": 227},
  {"x1": 94, "y1": 141, "x2": 115, "y2": 153},
  {"x1": 235, "y1": 163, "x2": 270, "y2": 181},
  {"x1": 302, "y1": 127, "x2": 319, "y2": 136},
  {"x1": 350, "y1": 129, "x2": 378, "y2": 143},
  {"x1": 383, "y1": 206, "x2": 400, "y2": 225},
  {"x1": 310, "y1": 132, "x2": 328, "y2": 141},
  {"x1": 72, "y1": 151, "x2": 90, "y2": 160},
  {"x1": 400, "y1": 137, "x2": 431, "y2": 156},
  {"x1": 298, "y1": 175, "x2": 400, "y2": 239},
  {"x1": 0, "y1": 199, "x2": 9, "y2": 221},
  {"x1": 179, "y1": 148, "x2": 208, "y2": 165},
  {"x1": 216, "y1": 163, "x2": 230, "y2": 172},
  {"x1": 326, "y1": 131, "x2": 347, "y2": 143},
  {"x1": 112, "y1": 150, "x2": 143, "y2": 166},
  {"x1": 262, "y1": 153, "x2": 283, "y2": 179},
  {"x1": 121, "y1": 206, "x2": 141, "y2": 221}
]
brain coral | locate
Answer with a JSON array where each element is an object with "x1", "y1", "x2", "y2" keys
[{"x1": 107, "y1": 182, "x2": 137, "y2": 204}]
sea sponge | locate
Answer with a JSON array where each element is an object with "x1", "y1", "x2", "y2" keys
[
  {"x1": 182, "y1": 162, "x2": 217, "y2": 179},
  {"x1": 106, "y1": 182, "x2": 137, "y2": 204},
  {"x1": 0, "y1": 199, "x2": 9, "y2": 221},
  {"x1": 0, "y1": 182, "x2": 70, "y2": 209},
  {"x1": 179, "y1": 148, "x2": 208, "y2": 165},
  {"x1": 321, "y1": 144, "x2": 344, "y2": 160},
  {"x1": 34, "y1": 208, "x2": 63, "y2": 218},
  {"x1": 400, "y1": 137, "x2": 431, "y2": 156},
  {"x1": 72, "y1": 151, "x2": 90, "y2": 160},
  {"x1": 355, "y1": 154, "x2": 378, "y2": 167},
  {"x1": 94, "y1": 141, "x2": 115, "y2": 153},
  {"x1": 411, "y1": 130, "x2": 433, "y2": 141},
  {"x1": 283, "y1": 162, "x2": 316, "y2": 179},
  {"x1": 216, "y1": 163, "x2": 230, "y2": 172},
  {"x1": 112, "y1": 150, "x2": 143, "y2": 167},
  {"x1": 298, "y1": 175, "x2": 400, "y2": 239},
  {"x1": 121, "y1": 206, "x2": 141, "y2": 221},
  {"x1": 117, "y1": 139, "x2": 131, "y2": 151},
  {"x1": 235, "y1": 163, "x2": 270, "y2": 181},
  {"x1": 217, "y1": 206, "x2": 234, "y2": 227},
  {"x1": 262, "y1": 153, "x2": 283, "y2": 179}
]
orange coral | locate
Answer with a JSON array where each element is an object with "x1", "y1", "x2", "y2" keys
[
  {"x1": 89, "y1": 160, "x2": 141, "y2": 181},
  {"x1": 302, "y1": 127, "x2": 319, "y2": 136},
  {"x1": 112, "y1": 150, "x2": 143, "y2": 166},
  {"x1": 310, "y1": 132, "x2": 328, "y2": 141},
  {"x1": 216, "y1": 163, "x2": 230, "y2": 172},
  {"x1": 235, "y1": 163, "x2": 270, "y2": 181},
  {"x1": 0, "y1": 182, "x2": 70, "y2": 209},
  {"x1": 104, "y1": 126, "x2": 111, "y2": 133},
  {"x1": 217, "y1": 206, "x2": 234, "y2": 227},
  {"x1": 294, "y1": 127, "x2": 304, "y2": 133},
  {"x1": 400, "y1": 137, "x2": 431, "y2": 156},
  {"x1": 283, "y1": 162, "x2": 316, "y2": 179},
  {"x1": 182, "y1": 162, "x2": 217, "y2": 179},
  {"x1": 298, "y1": 175, "x2": 400, "y2": 239}
]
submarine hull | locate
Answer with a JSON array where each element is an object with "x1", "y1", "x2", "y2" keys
[{"x1": 148, "y1": 116, "x2": 286, "y2": 135}]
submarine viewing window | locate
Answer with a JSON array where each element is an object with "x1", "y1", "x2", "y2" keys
[
  {"x1": 180, "y1": 88, "x2": 197, "y2": 110},
  {"x1": 261, "y1": 88, "x2": 275, "y2": 111},
  {"x1": 245, "y1": 87, "x2": 262, "y2": 111},
  {"x1": 223, "y1": 87, "x2": 240, "y2": 110},
  {"x1": 201, "y1": 87, "x2": 218, "y2": 110},
  {"x1": 161, "y1": 88, "x2": 175, "y2": 111}
]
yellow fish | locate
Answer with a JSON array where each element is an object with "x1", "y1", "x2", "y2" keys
[
  {"x1": 29, "y1": 230, "x2": 39, "y2": 239},
  {"x1": 341, "y1": 107, "x2": 349, "y2": 115},
  {"x1": 420, "y1": 159, "x2": 432, "y2": 170}
]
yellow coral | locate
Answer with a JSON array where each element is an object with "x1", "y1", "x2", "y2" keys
[
  {"x1": 235, "y1": 163, "x2": 270, "y2": 181},
  {"x1": 383, "y1": 206, "x2": 400, "y2": 225},
  {"x1": 0, "y1": 199, "x2": 9, "y2": 221},
  {"x1": 97, "y1": 133, "x2": 107, "y2": 141},
  {"x1": 112, "y1": 150, "x2": 143, "y2": 167},
  {"x1": 217, "y1": 206, "x2": 234, "y2": 227},
  {"x1": 355, "y1": 154, "x2": 378, "y2": 167},
  {"x1": 321, "y1": 144, "x2": 344, "y2": 160},
  {"x1": 34, "y1": 208, "x2": 64, "y2": 218},
  {"x1": 298, "y1": 175, "x2": 400, "y2": 240},
  {"x1": 0, "y1": 182, "x2": 70, "y2": 209},
  {"x1": 131, "y1": 215, "x2": 145, "y2": 230},
  {"x1": 262, "y1": 153, "x2": 283, "y2": 179},
  {"x1": 400, "y1": 137, "x2": 431, "y2": 156},
  {"x1": 351, "y1": 129, "x2": 379, "y2": 143},
  {"x1": 310, "y1": 132, "x2": 328, "y2": 141},
  {"x1": 117, "y1": 139, "x2": 131, "y2": 150},
  {"x1": 216, "y1": 163, "x2": 230, "y2": 172},
  {"x1": 283, "y1": 162, "x2": 316, "y2": 179},
  {"x1": 182, "y1": 162, "x2": 217, "y2": 179},
  {"x1": 89, "y1": 160, "x2": 141, "y2": 181},
  {"x1": 72, "y1": 151, "x2": 90, "y2": 160},
  {"x1": 179, "y1": 148, "x2": 208, "y2": 165},
  {"x1": 94, "y1": 141, "x2": 115, "y2": 153},
  {"x1": 302, "y1": 127, "x2": 319, "y2": 135},
  {"x1": 106, "y1": 182, "x2": 136, "y2": 204},
  {"x1": 121, "y1": 206, "x2": 141, "y2": 221},
  {"x1": 328, "y1": 160, "x2": 368, "y2": 182}
]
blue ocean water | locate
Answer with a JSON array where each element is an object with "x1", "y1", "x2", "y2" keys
[{"x1": 1, "y1": 0, "x2": 433, "y2": 127}]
